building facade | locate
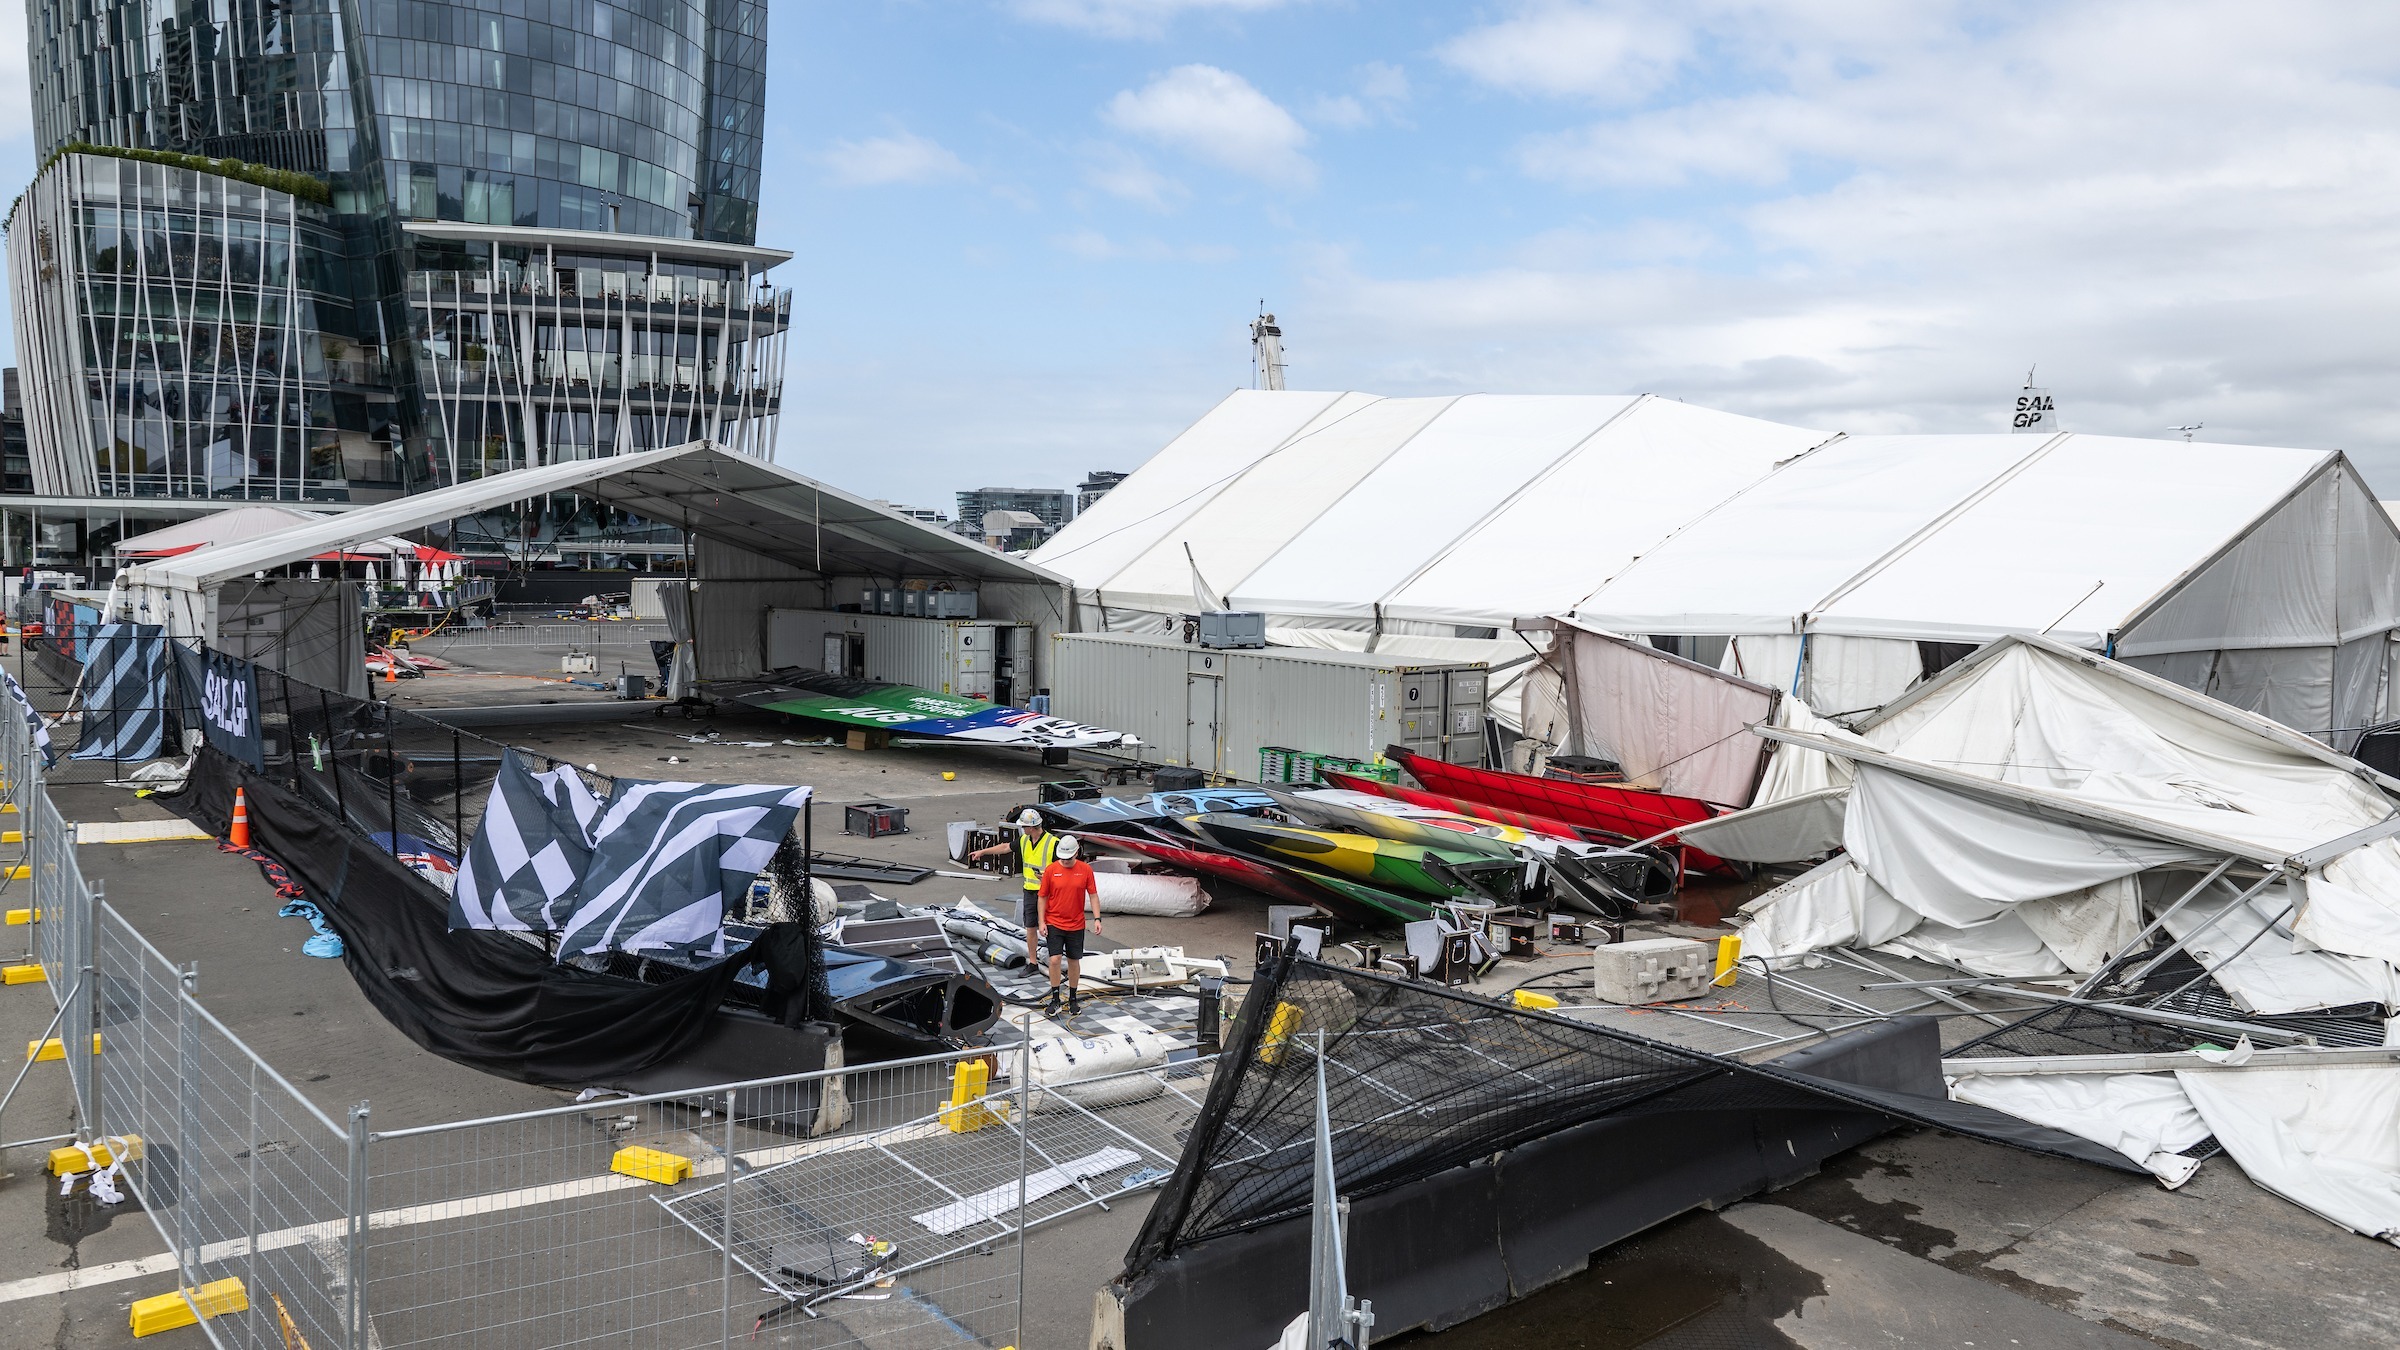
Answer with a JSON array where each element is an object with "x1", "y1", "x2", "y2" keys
[
  {"x1": 954, "y1": 486, "x2": 1072, "y2": 537},
  {"x1": 1076, "y1": 469, "x2": 1126, "y2": 514},
  {"x1": 4, "y1": 0, "x2": 786, "y2": 560}
]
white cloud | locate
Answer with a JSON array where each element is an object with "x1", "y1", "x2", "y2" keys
[
  {"x1": 1304, "y1": 3, "x2": 2400, "y2": 483},
  {"x1": 1010, "y1": 0, "x2": 1299, "y2": 40},
  {"x1": 1439, "y1": 2, "x2": 1690, "y2": 103},
  {"x1": 1309, "y1": 61, "x2": 1412, "y2": 131},
  {"x1": 817, "y1": 131, "x2": 971, "y2": 187},
  {"x1": 1106, "y1": 65, "x2": 1315, "y2": 186},
  {"x1": 1053, "y1": 228, "x2": 1237, "y2": 263},
  {"x1": 0, "y1": 0, "x2": 28, "y2": 145},
  {"x1": 1083, "y1": 147, "x2": 1189, "y2": 210}
]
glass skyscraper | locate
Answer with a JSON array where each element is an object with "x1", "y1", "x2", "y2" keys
[{"x1": 4, "y1": 0, "x2": 786, "y2": 559}]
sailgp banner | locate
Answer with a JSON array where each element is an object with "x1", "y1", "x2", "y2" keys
[
  {"x1": 173, "y1": 644, "x2": 263, "y2": 769},
  {"x1": 725, "y1": 670, "x2": 1128, "y2": 749}
]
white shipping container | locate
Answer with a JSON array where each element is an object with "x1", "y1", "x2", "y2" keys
[
  {"x1": 766, "y1": 609, "x2": 1027, "y2": 700},
  {"x1": 1049, "y1": 632, "x2": 1487, "y2": 776}
]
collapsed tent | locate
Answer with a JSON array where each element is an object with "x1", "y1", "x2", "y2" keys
[{"x1": 1699, "y1": 635, "x2": 2400, "y2": 1012}]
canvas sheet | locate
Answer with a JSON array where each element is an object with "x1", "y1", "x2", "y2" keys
[
  {"x1": 1550, "y1": 622, "x2": 1777, "y2": 806},
  {"x1": 2177, "y1": 1064, "x2": 2400, "y2": 1243},
  {"x1": 1948, "y1": 1071, "x2": 2212, "y2": 1187},
  {"x1": 2156, "y1": 882, "x2": 2400, "y2": 1015}
]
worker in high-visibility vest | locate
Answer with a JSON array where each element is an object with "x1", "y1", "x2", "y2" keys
[{"x1": 969, "y1": 808, "x2": 1055, "y2": 966}]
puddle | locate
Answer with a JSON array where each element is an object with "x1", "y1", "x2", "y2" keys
[
  {"x1": 46, "y1": 1168, "x2": 147, "y2": 1254},
  {"x1": 1391, "y1": 1209, "x2": 1818, "y2": 1348}
]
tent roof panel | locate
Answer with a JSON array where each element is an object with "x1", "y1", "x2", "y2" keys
[
  {"x1": 1817, "y1": 435, "x2": 2335, "y2": 642},
  {"x1": 1385, "y1": 397, "x2": 1830, "y2": 624},
  {"x1": 1233, "y1": 393, "x2": 1642, "y2": 614},
  {"x1": 131, "y1": 445, "x2": 1058, "y2": 591},
  {"x1": 1103, "y1": 393, "x2": 1457, "y2": 607},
  {"x1": 112, "y1": 504, "x2": 328, "y2": 556},
  {"x1": 1571, "y1": 433, "x2": 2046, "y2": 634},
  {"x1": 1031, "y1": 389, "x2": 1353, "y2": 591}
]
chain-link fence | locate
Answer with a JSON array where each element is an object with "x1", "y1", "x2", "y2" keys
[{"x1": 0, "y1": 633, "x2": 1201, "y2": 1347}]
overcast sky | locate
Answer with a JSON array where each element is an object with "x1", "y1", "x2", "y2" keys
[{"x1": 9, "y1": 2, "x2": 2400, "y2": 508}]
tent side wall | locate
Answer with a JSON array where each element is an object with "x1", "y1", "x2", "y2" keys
[
  {"x1": 1534, "y1": 623, "x2": 1780, "y2": 807},
  {"x1": 2113, "y1": 458, "x2": 2400, "y2": 747}
]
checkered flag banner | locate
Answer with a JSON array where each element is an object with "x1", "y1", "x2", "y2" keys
[
  {"x1": 4, "y1": 670, "x2": 56, "y2": 768},
  {"x1": 70, "y1": 624, "x2": 170, "y2": 762},
  {"x1": 555, "y1": 779, "x2": 812, "y2": 958},
  {"x1": 448, "y1": 749, "x2": 603, "y2": 933}
]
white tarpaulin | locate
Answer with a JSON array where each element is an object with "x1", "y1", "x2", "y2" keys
[
  {"x1": 1740, "y1": 636, "x2": 2400, "y2": 988},
  {"x1": 2176, "y1": 1065, "x2": 2400, "y2": 1243},
  {"x1": 1541, "y1": 619, "x2": 1779, "y2": 806},
  {"x1": 1948, "y1": 1072, "x2": 2212, "y2": 1187}
]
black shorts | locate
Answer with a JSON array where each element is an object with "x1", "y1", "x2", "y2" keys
[
  {"x1": 1020, "y1": 889, "x2": 1042, "y2": 928},
  {"x1": 1044, "y1": 927, "x2": 1087, "y2": 960}
]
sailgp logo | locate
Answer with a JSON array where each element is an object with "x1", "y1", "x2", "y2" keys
[{"x1": 201, "y1": 668, "x2": 250, "y2": 738}]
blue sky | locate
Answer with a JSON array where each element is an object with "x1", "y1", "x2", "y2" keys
[{"x1": 12, "y1": 2, "x2": 2400, "y2": 508}]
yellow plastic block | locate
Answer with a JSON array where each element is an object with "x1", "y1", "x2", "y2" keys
[
  {"x1": 0, "y1": 830, "x2": 20, "y2": 843},
  {"x1": 2, "y1": 864, "x2": 28, "y2": 881},
  {"x1": 941, "y1": 1059, "x2": 1010, "y2": 1133},
  {"x1": 130, "y1": 1278, "x2": 248, "y2": 1337},
  {"x1": 25, "y1": 1033, "x2": 102, "y2": 1062},
  {"x1": 1714, "y1": 934, "x2": 1742, "y2": 988},
  {"x1": 610, "y1": 1145, "x2": 692, "y2": 1186},
  {"x1": 48, "y1": 1134, "x2": 143, "y2": 1176},
  {"x1": 1258, "y1": 1001, "x2": 1304, "y2": 1066},
  {"x1": 3, "y1": 964, "x2": 43, "y2": 985},
  {"x1": 4, "y1": 907, "x2": 36, "y2": 925},
  {"x1": 1510, "y1": 989, "x2": 1560, "y2": 1011}
]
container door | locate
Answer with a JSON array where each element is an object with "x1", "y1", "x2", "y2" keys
[
  {"x1": 822, "y1": 634, "x2": 845, "y2": 676},
  {"x1": 1396, "y1": 672, "x2": 1442, "y2": 750},
  {"x1": 1186, "y1": 674, "x2": 1223, "y2": 773},
  {"x1": 1444, "y1": 670, "x2": 1488, "y2": 765},
  {"x1": 953, "y1": 625, "x2": 996, "y2": 699}
]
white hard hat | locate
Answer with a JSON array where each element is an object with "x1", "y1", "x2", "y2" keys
[
  {"x1": 1057, "y1": 834, "x2": 1079, "y2": 859},
  {"x1": 1016, "y1": 808, "x2": 1043, "y2": 828}
]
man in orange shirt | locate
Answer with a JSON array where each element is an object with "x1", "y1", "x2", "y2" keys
[{"x1": 1038, "y1": 834, "x2": 1101, "y2": 1017}]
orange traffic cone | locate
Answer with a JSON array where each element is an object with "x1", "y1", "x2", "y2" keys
[
  {"x1": 384, "y1": 656, "x2": 397, "y2": 682},
  {"x1": 229, "y1": 788, "x2": 250, "y2": 849}
]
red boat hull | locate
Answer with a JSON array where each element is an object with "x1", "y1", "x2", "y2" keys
[{"x1": 1380, "y1": 747, "x2": 1742, "y2": 879}]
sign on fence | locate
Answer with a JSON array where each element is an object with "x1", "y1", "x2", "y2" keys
[{"x1": 175, "y1": 644, "x2": 262, "y2": 768}]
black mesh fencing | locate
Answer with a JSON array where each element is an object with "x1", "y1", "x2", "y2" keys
[{"x1": 1127, "y1": 949, "x2": 2151, "y2": 1277}]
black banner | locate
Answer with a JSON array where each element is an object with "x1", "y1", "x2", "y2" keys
[{"x1": 174, "y1": 644, "x2": 262, "y2": 769}]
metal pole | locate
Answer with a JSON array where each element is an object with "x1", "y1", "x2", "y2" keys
[
  {"x1": 720, "y1": 1090, "x2": 735, "y2": 1348},
  {"x1": 246, "y1": 1058, "x2": 260, "y2": 1303},
  {"x1": 1015, "y1": 1020, "x2": 1032, "y2": 1347},
  {"x1": 77, "y1": 880, "x2": 101, "y2": 1136},
  {"x1": 451, "y1": 727, "x2": 463, "y2": 854},
  {"x1": 322, "y1": 688, "x2": 347, "y2": 828},
  {"x1": 175, "y1": 965, "x2": 198, "y2": 1287},
  {"x1": 346, "y1": 1103, "x2": 370, "y2": 1350},
  {"x1": 2071, "y1": 856, "x2": 2238, "y2": 998},
  {"x1": 2120, "y1": 870, "x2": 2283, "y2": 988}
]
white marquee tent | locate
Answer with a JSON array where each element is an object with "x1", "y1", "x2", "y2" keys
[
  {"x1": 1049, "y1": 390, "x2": 2400, "y2": 748},
  {"x1": 1033, "y1": 390, "x2": 1830, "y2": 634}
]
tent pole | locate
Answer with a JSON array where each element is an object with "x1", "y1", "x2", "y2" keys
[
  {"x1": 2152, "y1": 895, "x2": 2301, "y2": 1008},
  {"x1": 2071, "y1": 856, "x2": 2238, "y2": 998},
  {"x1": 2116, "y1": 869, "x2": 2284, "y2": 990}
]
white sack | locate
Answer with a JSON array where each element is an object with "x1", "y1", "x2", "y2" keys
[
  {"x1": 2176, "y1": 1064, "x2": 2400, "y2": 1243},
  {"x1": 1094, "y1": 872, "x2": 1210, "y2": 918},
  {"x1": 1948, "y1": 1072, "x2": 2210, "y2": 1187}
]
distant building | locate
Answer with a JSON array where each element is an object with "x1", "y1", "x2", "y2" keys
[
  {"x1": 0, "y1": 370, "x2": 30, "y2": 496},
  {"x1": 876, "y1": 501, "x2": 949, "y2": 525},
  {"x1": 977, "y1": 508, "x2": 1050, "y2": 551},
  {"x1": 1076, "y1": 470, "x2": 1128, "y2": 514},
  {"x1": 955, "y1": 487, "x2": 1072, "y2": 536}
]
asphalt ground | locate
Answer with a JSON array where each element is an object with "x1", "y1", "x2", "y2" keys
[{"x1": 0, "y1": 649, "x2": 2390, "y2": 1346}]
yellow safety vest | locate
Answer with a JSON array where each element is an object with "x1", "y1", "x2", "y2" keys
[{"x1": 1019, "y1": 831, "x2": 1057, "y2": 889}]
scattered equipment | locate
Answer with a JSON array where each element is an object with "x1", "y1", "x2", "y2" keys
[{"x1": 843, "y1": 802, "x2": 909, "y2": 838}]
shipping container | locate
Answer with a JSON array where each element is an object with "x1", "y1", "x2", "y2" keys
[
  {"x1": 766, "y1": 609, "x2": 1030, "y2": 703},
  {"x1": 1049, "y1": 632, "x2": 1487, "y2": 777}
]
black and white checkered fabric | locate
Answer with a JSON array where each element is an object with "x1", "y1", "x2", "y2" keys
[
  {"x1": 448, "y1": 749, "x2": 602, "y2": 934},
  {"x1": 4, "y1": 670, "x2": 55, "y2": 768},
  {"x1": 70, "y1": 624, "x2": 170, "y2": 762},
  {"x1": 555, "y1": 779, "x2": 812, "y2": 958}
]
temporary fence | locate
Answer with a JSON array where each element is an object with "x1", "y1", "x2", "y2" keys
[{"x1": 0, "y1": 634, "x2": 1207, "y2": 1346}]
